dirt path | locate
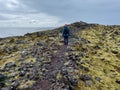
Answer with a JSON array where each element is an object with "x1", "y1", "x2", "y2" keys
[
  {"x1": 31, "y1": 27, "x2": 79, "y2": 90},
  {"x1": 32, "y1": 44, "x2": 68, "y2": 90}
]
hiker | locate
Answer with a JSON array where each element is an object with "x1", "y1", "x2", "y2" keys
[{"x1": 62, "y1": 24, "x2": 70, "y2": 45}]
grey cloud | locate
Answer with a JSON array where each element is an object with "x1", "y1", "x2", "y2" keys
[
  {"x1": 19, "y1": 0, "x2": 120, "y2": 24},
  {"x1": 0, "y1": 0, "x2": 120, "y2": 26},
  {"x1": 0, "y1": 15, "x2": 8, "y2": 20}
]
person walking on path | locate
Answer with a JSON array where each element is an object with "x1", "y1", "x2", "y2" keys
[{"x1": 62, "y1": 24, "x2": 70, "y2": 45}]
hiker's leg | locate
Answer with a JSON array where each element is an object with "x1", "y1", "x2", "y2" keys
[{"x1": 64, "y1": 37, "x2": 68, "y2": 45}]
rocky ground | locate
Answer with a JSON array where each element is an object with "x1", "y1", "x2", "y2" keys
[{"x1": 0, "y1": 21, "x2": 120, "y2": 90}]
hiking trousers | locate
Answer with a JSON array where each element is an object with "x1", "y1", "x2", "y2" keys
[{"x1": 64, "y1": 37, "x2": 68, "y2": 45}]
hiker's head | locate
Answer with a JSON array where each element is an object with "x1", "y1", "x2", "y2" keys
[
  {"x1": 64, "y1": 24, "x2": 68, "y2": 28},
  {"x1": 65, "y1": 24, "x2": 67, "y2": 25}
]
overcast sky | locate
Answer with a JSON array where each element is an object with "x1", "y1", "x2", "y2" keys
[{"x1": 0, "y1": 0, "x2": 120, "y2": 27}]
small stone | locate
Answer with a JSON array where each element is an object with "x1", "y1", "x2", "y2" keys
[
  {"x1": 62, "y1": 75, "x2": 69, "y2": 84},
  {"x1": 100, "y1": 57, "x2": 105, "y2": 61},
  {"x1": 85, "y1": 80, "x2": 93, "y2": 87},
  {"x1": 116, "y1": 79, "x2": 120, "y2": 84},
  {"x1": 0, "y1": 68, "x2": 4, "y2": 72},
  {"x1": 17, "y1": 58, "x2": 24, "y2": 62},
  {"x1": 5, "y1": 62, "x2": 16, "y2": 68},
  {"x1": 0, "y1": 82, "x2": 5, "y2": 87},
  {"x1": 0, "y1": 74, "x2": 5, "y2": 81},
  {"x1": 80, "y1": 74, "x2": 92, "y2": 81},
  {"x1": 29, "y1": 64, "x2": 33, "y2": 68},
  {"x1": 21, "y1": 49, "x2": 28, "y2": 57},
  {"x1": 13, "y1": 81, "x2": 19, "y2": 88},
  {"x1": 49, "y1": 78, "x2": 56, "y2": 83},
  {"x1": 7, "y1": 49, "x2": 12, "y2": 54},
  {"x1": 80, "y1": 60, "x2": 85, "y2": 64},
  {"x1": 8, "y1": 79, "x2": 15, "y2": 83},
  {"x1": 67, "y1": 67, "x2": 74, "y2": 73},
  {"x1": 23, "y1": 67, "x2": 27, "y2": 71},
  {"x1": 80, "y1": 65, "x2": 89, "y2": 72},
  {"x1": 64, "y1": 61, "x2": 70, "y2": 66},
  {"x1": 94, "y1": 45, "x2": 100, "y2": 49},
  {"x1": 42, "y1": 68, "x2": 47, "y2": 72},
  {"x1": 61, "y1": 68, "x2": 68, "y2": 75},
  {"x1": 62, "y1": 85, "x2": 69, "y2": 90},
  {"x1": 79, "y1": 52, "x2": 84, "y2": 57},
  {"x1": 111, "y1": 50, "x2": 118, "y2": 54},
  {"x1": 69, "y1": 85, "x2": 75, "y2": 90},
  {"x1": 42, "y1": 60, "x2": 51, "y2": 64},
  {"x1": 19, "y1": 71, "x2": 25, "y2": 77},
  {"x1": 10, "y1": 73, "x2": 17, "y2": 78},
  {"x1": 95, "y1": 77, "x2": 101, "y2": 82},
  {"x1": 56, "y1": 73, "x2": 62, "y2": 81},
  {"x1": 70, "y1": 76, "x2": 78, "y2": 86}
]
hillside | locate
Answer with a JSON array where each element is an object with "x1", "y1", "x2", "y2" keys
[{"x1": 0, "y1": 22, "x2": 120, "y2": 90}]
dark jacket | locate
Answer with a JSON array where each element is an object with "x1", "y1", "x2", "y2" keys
[{"x1": 62, "y1": 26, "x2": 70, "y2": 38}]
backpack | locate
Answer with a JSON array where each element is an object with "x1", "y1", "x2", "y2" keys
[
  {"x1": 63, "y1": 27, "x2": 69, "y2": 37},
  {"x1": 64, "y1": 29, "x2": 69, "y2": 34}
]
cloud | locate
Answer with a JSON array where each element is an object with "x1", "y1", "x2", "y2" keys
[
  {"x1": 0, "y1": 13, "x2": 63, "y2": 27},
  {"x1": 0, "y1": 0, "x2": 36, "y2": 13},
  {"x1": 0, "y1": 14, "x2": 9, "y2": 20},
  {"x1": 0, "y1": 0, "x2": 21, "y2": 10},
  {"x1": 18, "y1": 0, "x2": 120, "y2": 24},
  {"x1": 0, "y1": 0, "x2": 120, "y2": 27},
  {"x1": 6, "y1": 0, "x2": 20, "y2": 10},
  {"x1": 0, "y1": 0, "x2": 66, "y2": 27}
]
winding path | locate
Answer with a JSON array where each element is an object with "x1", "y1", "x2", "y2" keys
[
  {"x1": 32, "y1": 44, "x2": 68, "y2": 90},
  {"x1": 32, "y1": 28, "x2": 78, "y2": 90}
]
